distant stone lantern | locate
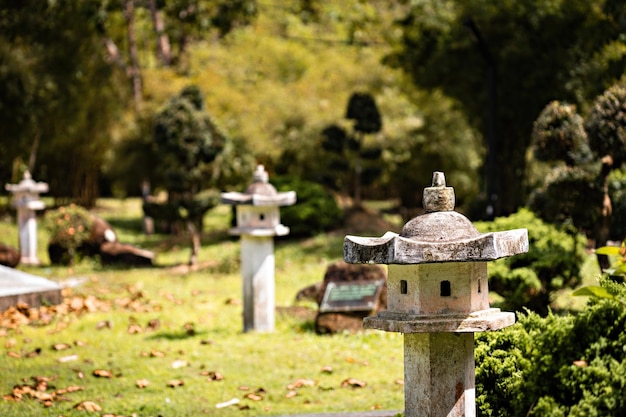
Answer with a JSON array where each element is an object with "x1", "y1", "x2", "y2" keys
[
  {"x1": 221, "y1": 165, "x2": 296, "y2": 332},
  {"x1": 344, "y1": 172, "x2": 528, "y2": 417},
  {"x1": 5, "y1": 171, "x2": 49, "y2": 265}
]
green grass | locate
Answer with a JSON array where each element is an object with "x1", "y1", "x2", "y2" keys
[{"x1": 0, "y1": 199, "x2": 404, "y2": 416}]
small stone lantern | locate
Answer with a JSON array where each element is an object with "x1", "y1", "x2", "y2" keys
[
  {"x1": 344, "y1": 172, "x2": 528, "y2": 417},
  {"x1": 221, "y1": 165, "x2": 296, "y2": 332},
  {"x1": 5, "y1": 171, "x2": 49, "y2": 266}
]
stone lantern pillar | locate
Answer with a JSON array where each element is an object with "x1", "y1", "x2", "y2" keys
[
  {"x1": 344, "y1": 172, "x2": 528, "y2": 417},
  {"x1": 221, "y1": 165, "x2": 296, "y2": 332},
  {"x1": 5, "y1": 171, "x2": 49, "y2": 266}
]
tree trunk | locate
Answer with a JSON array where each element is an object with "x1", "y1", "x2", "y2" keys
[
  {"x1": 124, "y1": 0, "x2": 143, "y2": 109},
  {"x1": 28, "y1": 131, "x2": 40, "y2": 174},
  {"x1": 147, "y1": 0, "x2": 172, "y2": 66},
  {"x1": 187, "y1": 220, "x2": 200, "y2": 266}
]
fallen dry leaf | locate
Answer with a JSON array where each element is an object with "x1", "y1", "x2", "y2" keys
[
  {"x1": 96, "y1": 320, "x2": 112, "y2": 330},
  {"x1": 171, "y1": 359, "x2": 188, "y2": 369},
  {"x1": 321, "y1": 366, "x2": 333, "y2": 374},
  {"x1": 167, "y1": 379, "x2": 184, "y2": 388},
  {"x1": 7, "y1": 351, "x2": 21, "y2": 358},
  {"x1": 573, "y1": 360, "x2": 588, "y2": 367},
  {"x1": 127, "y1": 324, "x2": 143, "y2": 334},
  {"x1": 200, "y1": 371, "x2": 224, "y2": 381},
  {"x1": 74, "y1": 400, "x2": 102, "y2": 412},
  {"x1": 395, "y1": 379, "x2": 404, "y2": 385},
  {"x1": 286, "y1": 379, "x2": 315, "y2": 390},
  {"x1": 245, "y1": 393, "x2": 263, "y2": 401},
  {"x1": 93, "y1": 369, "x2": 113, "y2": 378},
  {"x1": 150, "y1": 349, "x2": 165, "y2": 358},
  {"x1": 57, "y1": 354, "x2": 79, "y2": 363},
  {"x1": 136, "y1": 379, "x2": 150, "y2": 388},
  {"x1": 52, "y1": 343, "x2": 72, "y2": 351},
  {"x1": 341, "y1": 378, "x2": 367, "y2": 388},
  {"x1": 285, "y1": 390, "x2": 297, "y2": 398}
]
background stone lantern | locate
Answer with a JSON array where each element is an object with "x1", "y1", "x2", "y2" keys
[
  {"x1": 5, "y1": 171, "x2": 49, "y2": 265},
  {"x1": 344, "y1": 172, "x2": 528, "y2": 417},
  {"x1": 221, "y1": 165, "x2": 296, "y2": 332}
]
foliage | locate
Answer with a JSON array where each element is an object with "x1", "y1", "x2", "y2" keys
[
  {"x1": 43, "y1": 204, "x2": 93, "y2": 264},
  {"x1": 527, "y1": 84, "x2": 626, "y2": 248},
  {"x1": 475, "y1": 209, "x2": 587, "y2": 314},
  {"x1": 0, "y1": 0, "x2": 127, "y2": 205},
  {"x1": 531, "y1": 101, "x2": 592, "y2": 166},
  {"x1": 476, "y1": 249, "x2": 626, "y2": 416},
  {"x1": 527, "y1": 166, "x2": 604, "y2": 235},
  {"x1": 271, "y1": 176, "x2": 344, "y2": 238},
  {"x1": 585, "y1": 83, "x2": 626, "y2": 164},
  {"x1": 388, "y1": 0, "x2": 626, "y2": 216}
]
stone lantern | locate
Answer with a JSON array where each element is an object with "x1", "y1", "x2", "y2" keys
[
  {"x1": 5, "y1": 171, "x2": 49, "y2": 266},
  {"x1": 221, "y1": 165, "x2": 296, "y2": 332},
  {"x1": 344, "y1": 172, "x2": 528, "y2": 417}
]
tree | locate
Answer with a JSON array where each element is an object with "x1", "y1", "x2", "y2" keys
[
  {"x1": 319, "y1": 92, "x2": 383, "y2": 208},
  {"x1": 528, "y1": 85, "x2": 626, "y2": 268},
  {"x1": 151, "y1": 85, "x2": 232, "y2": 265},
  {"x1": 388, "y1": 0, "x2": 626, "y2": 217},
  {"x1": 0, "y1": 0, "x2": 127, "y2": 205}
]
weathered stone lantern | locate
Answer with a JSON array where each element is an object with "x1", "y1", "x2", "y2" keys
[
  {"x1": 5, "y1": 171, "x2": 49, "y2": 265},
  {"x1": 221, "y1": 165, "x2": 296, "y2": 332},
  {"x1": 344, "y1": 172, "x2": 528, "y2": 417}
]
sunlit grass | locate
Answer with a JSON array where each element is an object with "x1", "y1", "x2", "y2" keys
[{"x1": 0, "y1": 199, "x2": 404, "y2": 416}]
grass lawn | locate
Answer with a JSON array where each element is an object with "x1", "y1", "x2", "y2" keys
[{"x1": 0, "y1": 199, "x2": 405, "y2": 416}]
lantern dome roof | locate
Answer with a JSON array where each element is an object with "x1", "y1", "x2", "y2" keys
[{"x1": 344, "y1": 172, "x2": 528, "y2": 264}]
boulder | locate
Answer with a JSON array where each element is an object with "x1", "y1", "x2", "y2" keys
[
  {"x1": 0, "y1": 243, "x2": 19, "y2": 267},
  {"x1": 301, "y1": 261, "x2": 387, "y2": 334},
  {"x1": 99, "y1": 242, "x2": 154, "y2": 267}
]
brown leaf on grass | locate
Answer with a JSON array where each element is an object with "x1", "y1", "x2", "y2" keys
[
  {"x1": 238, "y1": 385, "x2": 250, "y2": 391},
  {"x1": 395, "y1": 379, "x2": 404, "y2": 385},
  {"x1": 245, "y1": 393, "x2": 263, "y2": 401},
  {"x1": 7, "y1": 351, "x2": 21, "y2": 358},
  {"x1": 74, "y1": 400, "x2": 102, "y2": 411},
  {"x1": 286, "y1": 379, "x2": 315, "y2": 390},
  {"x1": 52, "y1": 342, "x2": 72, "y2": 351},
  {"x1": 57, "y1": 354, "x2": 79, "y2": 363},
  {"x1": 341, "y1": 378, "x2": 367, "y2": 388},
  {"x1": 167, "y1": 379, "x2": 184, "y2": 388},
  {"x1": 200, "y1": 371, "x2": 224, "y2": 381},
  {"x1": 573, "y1": 360, "x2": 588, "y2": 367},
  {"x1": 136, "y1": 379, "x2": 150, "y2": 388},
  {"x1": 346, "y1": 357, "x2": 370, "y2": 366},
  {"x1": 96, "y1": 320, "x2": 112, "y2": 330},
  {"x1": 146, "y1": 319, "x2": 160, "y2": 331},
  {"x1": 93, "y1": 369, "x2": 113, "y2": 378},
  {"x1": 285, "y1": 390, "x2": 297, "y2": 398},
  {"x1": 26, "y1": 348, "x2": 42, "y2": 358},
  {"x1": 127, "y1": 324, "x2": 143, "y2": 334},
  {"x1": 321, "y1": 365, "x2": 333, "y2": 374},
  {"x1": 150, "y1": 349, "x2": 165, "y2": 358}
]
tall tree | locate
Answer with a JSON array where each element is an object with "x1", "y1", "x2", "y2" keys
[
  {"x1": 388, "y1": 0, "x2": 626, "y2": 217},
  {"x1": 0, "y1": 0, "x2": 126, "y2": 205}
]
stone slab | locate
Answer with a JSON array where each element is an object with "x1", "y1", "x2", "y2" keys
[
  {"x1": 0, "y1": 265, "x2": 62, "y2": 311},
  {"x1": 364, "y1": 308, "x2": 515, "y2": 333}
]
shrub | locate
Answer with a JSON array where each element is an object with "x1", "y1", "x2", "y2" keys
[
  {"x1": 44, "y1": 204, "x2": 93, "y2": 265},
  {"x1": 474, "y1": 208, "x2": 587, "y2": 314},
  {"x1": 271, "y1": 176, "x2": 343, "y2": 238},
  {"x1": 476, "y1": 277, "x2": 626, "y2": 416}
]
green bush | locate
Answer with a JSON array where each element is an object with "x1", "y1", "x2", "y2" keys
[
  {"x1": 271, "y1": 176, "x2": 344, "y2": 238},
  {"x1": 476, "y1": 276, "x2": 626, "y2": 416},
  {"x1": 474, "y1": 208, "x2": 587, "y2": 314},
  {"x1": 44, "y1": 204, "x2": 93, "y2": 265}
]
